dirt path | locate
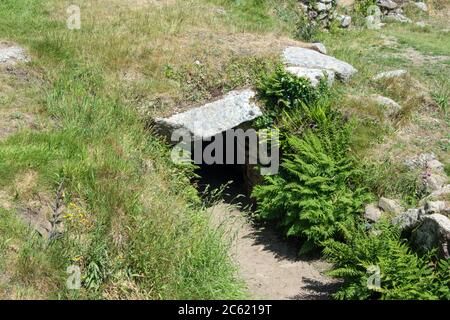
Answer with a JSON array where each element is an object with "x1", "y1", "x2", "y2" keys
[{"x1": 209, "y1": 203, "x2": 341, "y2": 300}]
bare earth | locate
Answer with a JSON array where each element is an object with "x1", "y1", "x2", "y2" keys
[{"x1": 209, "y1": 203, "x2": 341, "y2": 300}]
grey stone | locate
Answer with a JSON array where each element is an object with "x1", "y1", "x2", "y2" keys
[
  {"x1": 0, "y1": 43, "x2": 29, "y2": 64},
  {"x1": 425, "y1": 173, "x2": 448, "y2": 191},
  {"x1": 385, "y1": 13, "x2": 412, "y2": 23},
  {"x1": 412, "y1": 214, "x2": 450, "y2": 259},
  {"x1": 311, "y1": 43, "x2": 327, "y2": 55},
  {"x1": 318, "y1": 12, "x2": 329, "y2": 20},
  {"x1": 366, "y1": 15, "x2": 384, "y2": 30},
  {"x1": 154, "y1": 89, "x2": 262, "y2": 141},
  {"x1": 299, "y1": 3, "x2": 308, "y2": 12},
  {"x1": 339, "y1": 15, "x2": 352, "y2": 28},
  {"x1": 427, "y1": 159, "x2": 444, "y2": 172},
  {"x1": 314, "y1": 2, "x2": 333, "y2": 11},
  {"x1": 392, "y1": 208, "x2": 422, "y2": 232},
  {"x1": 428, "y1": 185, "x2": 450, "y2": 199},
  {"x1": 415, "y1": 21, "x2": 427, "y2": 28},
  {"x1": 379, "y1": 197, "x2": 405, "y2": 214},
  {"x1": 372, "y1": 69, "x2": 407, "y2": 81},
  {"x1": 414, "y1": 2, "x2": 428, "y2": 12},
  {"x1": 425, "y1": 201, "x2": 448, "y2": 214},
  {"x1": 370, "y1": 95, "x2": 401, "y2": 116},
  {"x1": 283, "y1": 47, "x2": 357, "y2": 82},
  {"x1": 420, "y1": 185, "x2": 450, "y2": 206},
  {"x1": 404, "y1": 152, "x2": 437, "y2": 169},
  {"x1": 377, "y1": 0, "x2": 398, "y2": 9},
  {"x1": 364, "y1": 203, "x2": 383, "y2": 222},
  {"x1": 286, "y1": 67, "x2": 335, "y2": 87}
]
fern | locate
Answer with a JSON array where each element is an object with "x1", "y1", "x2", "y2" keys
[
  {"x1": 255, "y1": 66, "x2": 330, "y2": 128},
  {"x1": 252, "y1": 115, "x2": 370, "y2": 254},
  {"x1": 323, "y1": 222, "x2": 450, "y2": 300}
]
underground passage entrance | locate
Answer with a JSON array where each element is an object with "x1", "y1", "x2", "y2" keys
[{"x1": 190, "y1": 129, "x2": 258, "y2": 209}]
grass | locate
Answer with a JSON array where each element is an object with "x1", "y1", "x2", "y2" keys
[
  {"x1": 1, "y1": 0, "x2": 302, "y2": 299},
  {"x1": 0, "y1": 0, "x2": 449, "y2": 299}
]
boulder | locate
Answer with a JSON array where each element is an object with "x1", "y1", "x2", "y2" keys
[
  {"x1": 414, "y1": 2, "x2": 428, "y2": 12},
  {"x1": 412, "y1": 214, "x2": 450, "y2": 259},
  {"x1": 377, "y1": 0, "x2": 398, "y2": 9},
  {"x1": 283, "y1": 47, "x2": 357, "y2": 82},
  {"x1": 364, "y1": 203, "x2": 383, "y2": 222},
  {"x1": 154, "y1": 89, "x2": 262, "y2": 141},
  {"x1": 392, "y1": 208, "x2": 423, "y2": 232},
  {"x1": 285, "y1": 67, "x2": 335, "y2": 87},
  {"x1": 372, "y1": 69, "x2": 407, "y2": 81},
  {"x1": 379, "y1": 197, "x2": 405, "y2": 214}
]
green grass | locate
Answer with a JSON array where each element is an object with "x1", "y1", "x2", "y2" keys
[{"x1": 0, "y1": 0, "x2": 260, "y2": 299}]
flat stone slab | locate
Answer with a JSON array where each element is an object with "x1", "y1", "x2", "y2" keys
[
  {"x1": 286, "y1": 67, "x2": 335, "y2": 87},
  {"x1": 0, "y1": 43, "x2": 29, "y2": 64},
  {"x1": 155, "y1": 89, "x2": 262, "y2": 141},
  {"x1": 282, "y1": 46, "x2": 357, "y2": 82}
]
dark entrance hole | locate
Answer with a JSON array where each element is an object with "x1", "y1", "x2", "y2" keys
[{"x1": 191, "y1": 129, "x2": 256, "y2": 209}]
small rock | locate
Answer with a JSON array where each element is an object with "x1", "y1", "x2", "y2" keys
[
  {"x1": 412, "y1": 214, "x2": 450, "y2": 259},
  {"x1": 299, "y1": 3, "x2": 308, "y2": 12},
  {"x1": 420, "y1": 185, "x2": 450, "y2": 205},
  {"x1": 425, "y1": 173, "x2": 448, "y2": 191},
  {"x1": 428, "y1": 185, "x2": 450, "y2": 199},
  {"x1": 364, "y1": 203, "x2": 383, "y2": 222},
  {"x1": 311, "y1": 42, "x2": 327, "y2": 55},
  {"x1": 314, "y1": 2, "x2": 333, "y2": 11},
  {"x1": 425, "y1": 201, "x2": 447, "y2": 214},
  {"x1": 0, "y1": 43, "x2": 29, "y2": 64},
  {"x1": 341, "y1": 15, "x2": 352, "y2": 28},
  {"x1": 366, "y1": 15, "x2": 384, "y2": 30},
  {"x1": 404, "y1": 152, "x2": 436, "y2": 169},
  {"x1": 317, "y1": 12, "x2": 329, "y2": 20},
  {"x1": 336, "y1": 15, "x2": 352, "y2": 28},
  {"x1": 385, "y1": 13, "x2": 412, "y2": 23},
  {"x1": 283, "y1": 47, "x2": 358, "y2": 82},
  {"x1": 427, "y1": 159, "x2": 444, "y2": 172},
  {"x1": 392, "y1": 208, "x2": 422, "y2": 232},
  {"x1": 379, "y1": 197, "x2": 405, "y2": 215},
  {"x1": 372, "y1": 69, "x2": 407, "y2": 81},
  {"x1": 415, "y1": 21, "x2": 427, "y2": 28},
  {"x1": 414, "y1": 2, "x2": 428, "y2": 12},
  {"x1": 370, "y1": 95, "x2": 401, "y2": 116},
  {"x1": 377, "y1": 0, "x2": 398, "y2": 9}
]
